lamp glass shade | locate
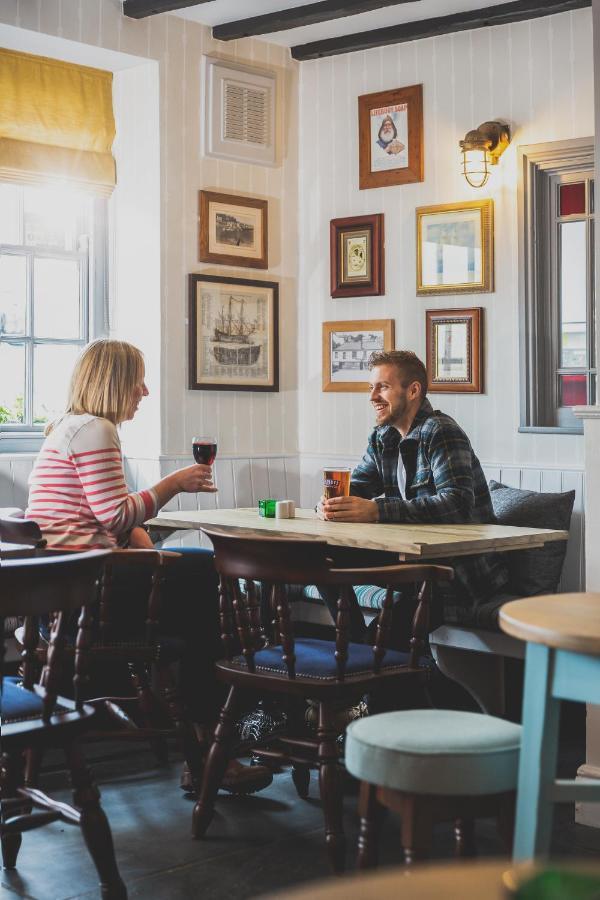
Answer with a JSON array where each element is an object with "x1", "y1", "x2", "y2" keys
[{"x1": 461, "y1": 148, "x2": 490, "y2": 188}]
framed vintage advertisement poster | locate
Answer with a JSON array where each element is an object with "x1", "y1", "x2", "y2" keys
[
  {"x1": 330, "y1": 213, "x2": 384, "y2": 298},
  {"x1": 416, "y1": 200, "x2": 493, "y2": 295},
  {"x1": 426, "y1": 308, "x2": 483, "y2": 393},
  {"x1": 198, "y1": 190, "x2": 268, "y2": 269},
  {"x1": 358, "y1": 84, "x2": 423, "y2": 190},
  {"x1": 189, "y1": 274, "x2": 279, "y2": 392},
  {"x1": 322, "y1": 319, "x2": 395, "y2": 392}
]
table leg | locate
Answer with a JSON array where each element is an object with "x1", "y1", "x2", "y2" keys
[{"x1": 513, "y1": 642, "x2": 561, "y2": 861}]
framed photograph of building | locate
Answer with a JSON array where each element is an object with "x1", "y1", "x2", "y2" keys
[
  {"x1": 189, "y1": 274, "x2": 278, "y2": 392},
  {"x1": 330, "y1": 213, "x2": 384, "y2": 297},
  {"x1": 426, "y1": 307, "x2": 483, "y2": 393},
  {"x1": 358, "y1": 84, "x2": 423, "y2": 190},
  {"x1": 198, "y1": 190, "x2": 268, "y2": 269},
  {"x1": 322, "y1": 319, "x2": 395, "y2": 392},
  {"x1": 417, "y1": 200, "x2": 493, "y2": 295}
]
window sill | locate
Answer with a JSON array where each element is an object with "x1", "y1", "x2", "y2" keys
[
  {"x1": 0, "y1": 432, "x2": 44, "y2": 453},
  {"x1": 518, "y1": 425, "x2": 583, "y2": 436}
]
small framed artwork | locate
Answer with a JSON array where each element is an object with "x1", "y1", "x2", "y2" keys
[
  {"x1": 189, "y1": 273, "x2": 278, "y2": 392},
  {"x1": 322, "y1": 319, "x2": 395, "y2": 392},
  {"x1": 416, "y1": 199, "x2": 493, "y2": 295},
  {"x1": 198, "y1": 190, "x2": 268, "y2": 269},
  {"x1": 330, "y1": 213, "x2": 384, "y2": 298},
  {"x1": 358, "y1": 84, "x2": 424, "y2": 190},
  {"x1": 426, "y1": 308, "x2": 483, "y2": 393}
]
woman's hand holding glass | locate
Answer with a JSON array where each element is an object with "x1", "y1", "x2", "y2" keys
[{"x1": 173, "y1": 464, "x2": 217, "y2": 494}]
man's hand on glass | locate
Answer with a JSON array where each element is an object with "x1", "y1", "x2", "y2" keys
[{"x1": 317, "y1": 495, "x2": 379, "y2": 523}]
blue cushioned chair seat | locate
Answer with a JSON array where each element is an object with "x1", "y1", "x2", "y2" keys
[
  {"x1": 302, "y1": 584, "x2": 400, "y2": 610},
  {"x1": 1, "y1": 677, "x2": 46, "y2": 723},
  {"x1": 345, "y1": 709, "x2": 522, "y2": 796},
  {"x1": 232, "y1": 638, "x2": 431, "y2": 680}
]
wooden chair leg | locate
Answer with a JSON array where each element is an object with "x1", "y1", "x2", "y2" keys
[
  {"x1": 317, "y1": 702, "x2": 346, "y2": 874},
  {"x1": 192, "y1": 686, "x2": 240, "y2": 840},
  {"x1": 1, "y1": 751, "x2": 24, "y2": 870},
  {"x1": 156, "y1": 662, "x2": 203, "y2": 792},
  {"x1": 128, "y1": 662, "x2": 168, "y2": 765},
  {"x1": 454, "y1": 817, "x2": 477, "y2": 858},
  {"x1": 400, "y1": 794, "x2": 432, "y2": 866},
  {"x1": 65, "y1": 743, "x2": 127, "y2": 900},
  {"x1": 292, "y1": 763, "x2": 311, "y2": 800},
  {"x1": 24, "y1": 747, "x2": 43, "y2": 789},
  {"x1": 497, "y1": 791, "x2": 516, "y2": 852},
  {"x1": 357, "y1": 781, "x2": 382, "y2": 870}
]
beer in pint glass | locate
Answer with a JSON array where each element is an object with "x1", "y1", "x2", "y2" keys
[{"x1": 323, "y1": 468, "x2": 351, "y2": 500}]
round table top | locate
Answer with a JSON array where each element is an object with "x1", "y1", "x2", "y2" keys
[
  {"x1": 499, "y1": 592, "x2": 600, "y2": 654},
  {"x1": 264, "y1": 860, "x2": 600, "y2": 900}
]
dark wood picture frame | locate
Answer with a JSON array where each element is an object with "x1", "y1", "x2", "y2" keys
[
  {"x1": 358, "y1": 84, "x2": 424, "y2": 190},
  {"x1": 198, "y1": 190, "x2": 268, "y2": 269},
  {"x1": 189, "y1": 273, "x2": 279, "y2": 392},
  {"x1": 426, "y1": 307, "x2": 483, "y2": 394},
  {"x1": 322, "y1": 318, "x2": 395, "y2": 392},
  {"x1": 330, "y1": 213, "x2": 385, "y2": 298}
]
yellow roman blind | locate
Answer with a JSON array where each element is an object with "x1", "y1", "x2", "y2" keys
[{"x1": 0, "y1": 48, "x2": 116, "y2": 196}]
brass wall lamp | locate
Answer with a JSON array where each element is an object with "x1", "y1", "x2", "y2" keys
[{"x1": 459, "y1": 121, "x2": 510, "y2": 188}]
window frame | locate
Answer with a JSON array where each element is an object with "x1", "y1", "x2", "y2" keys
[
  {"x1": 0, "y1": 189, "x2": 108, "y2": 453},
  {"x1": 518, "y1": 137, "x2": 595, "y2": 435}
]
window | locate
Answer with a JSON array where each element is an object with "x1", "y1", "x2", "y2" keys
[
  {"x1": 0, "y1": 182, "x2": 107, "y2": 450},
  {"x1": 519, "y1": 138, "x2": 595, "y2": 433}
]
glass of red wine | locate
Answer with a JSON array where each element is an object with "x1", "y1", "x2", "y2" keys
[{"x1": 192, "y1": 436, "x2": 217, "y2": 466}]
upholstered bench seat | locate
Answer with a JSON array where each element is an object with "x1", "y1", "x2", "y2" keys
[{"x1": 345, "y1": 709, "x2": 522, "y2": 796}]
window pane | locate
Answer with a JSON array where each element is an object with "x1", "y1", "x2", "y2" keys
[
  {"x1": 33, "y1": 258, "x2": 80, "y2": 339},
  {"x1": 0, "y1": 342, "x2": 25, "y2": 423},
  {"x1": 0, "y1": 254, "x2": 27, "y2": 335},
  {"x1": 560, "y1": 182, "x2": 586, "y2": 216},
  {"x1": 560, "y1": 221, "x2": 587, "y2": 367},
  {"x1": 24, "y1": 186, "x2": 85, "y2": 251},
  {"x1": 0, "y1": 184, "x2": 21, "y2": 245},
  {"x1": 33, "y1": 344, "x2": 80, "y2": 424},
  {"x1": 559, "y1": 373, "x2": 587, "y2": 407}
]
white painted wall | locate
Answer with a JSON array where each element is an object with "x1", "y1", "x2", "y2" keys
[{"x1": 296, "y1": 9, "x2": 593, "y2": 473}]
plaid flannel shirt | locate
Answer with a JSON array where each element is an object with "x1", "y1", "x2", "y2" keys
[{"x1": 351, "y1": 399, "x2": 509, "y2": 618}]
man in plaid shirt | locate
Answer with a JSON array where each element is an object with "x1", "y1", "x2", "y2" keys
[{"x1": 318, "y1": 350, "x2": 509, "y2": 634}]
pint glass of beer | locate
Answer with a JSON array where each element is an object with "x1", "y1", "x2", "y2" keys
[{"x1": 323, "y1": 467, "x2": 351, "y2": 500}]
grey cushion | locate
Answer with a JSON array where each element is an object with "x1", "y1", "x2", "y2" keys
[
  {"x1": 489, "y1": 480, "x2": 575, "y2": 598},
  {"x1": 345, "y1": 709, "x2": 521, "y2": 796}
]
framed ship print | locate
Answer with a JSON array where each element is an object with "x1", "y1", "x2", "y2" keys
[
  {"x1": 426, "y1": 307, "x2": 483, "y2": 393},
  {"x1": 416, "y1": 200, "x2": 493, "y2": 295},
  {"x1": 358, "y1": 84, "x2": 423, "y2": 190},
  {"x1": 189, "y1": 274, "x2": 279, "y2": 392},
  {"x1": 198, "y1": 190, "x2": 268, "y2": 269},
  {"x1": 323, "y1": 319, "x2": 395, "y2": 392},
  {"x1": 330, "y1": 213, "x2": 384, "y2": 298}
]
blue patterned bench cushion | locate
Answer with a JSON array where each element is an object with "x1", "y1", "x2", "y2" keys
[{"x1": 301, "y1": 584, "x2": 400, "y2": 610}]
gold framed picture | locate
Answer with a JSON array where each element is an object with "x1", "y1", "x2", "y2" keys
[
  {"x1": 198, "y1": 190, "x2": 268, "y2": 269},
  {"x1": 322, "y1": 319, "x2": 395, "y2": 393},
  {"x1": 426, "y1": 307, "x2": 483, "y2": 393},
  {"x1": 416, "y1": 199, "x2": 493, "y2": 295},
  {"x1": 330, "y1": 213, "x2": 384, "y2": 298}
]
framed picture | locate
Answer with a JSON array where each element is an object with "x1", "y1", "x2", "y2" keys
[
  {"x1": 198, "y1": 190, "x2": 268, "y2": 269},
  {"x1": 189, "y1": 273, "x2": 278, "y2": 392},
  {"x1": 416, "y1": 200, "x2": 493, "y2": 295},
  {"x1": 330, "y1": 213, "x2": 384, "y2": 298},
  {"x1": 358, "y1": 84, "x2": 423, "y2": 190},
  {"x1": 426, "y1": 308, "x2": 483, "y2": 393},
  {"x1": 322, "y1": 319, "x2": 395, "y2": 392}
]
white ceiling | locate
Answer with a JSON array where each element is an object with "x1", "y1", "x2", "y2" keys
[{"x1": 173, "y1": 0, "x2": 519, "y2": 48}]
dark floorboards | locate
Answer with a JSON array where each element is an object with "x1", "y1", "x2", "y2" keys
[{"x1": 2, "y1": 732, "x2": 600, "y2": 900}]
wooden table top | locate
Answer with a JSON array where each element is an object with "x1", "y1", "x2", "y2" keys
[
  {"x1": 148, "y1": 507, "x2": 568, "y2": 561},
  {"x1": 0, "y1": 541, "x2": 38, "y2": 559},
  {"x1": 500, "y1": 592, "x2": 600, "y2": 654}
]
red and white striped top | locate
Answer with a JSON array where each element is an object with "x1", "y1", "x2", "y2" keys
[{"x1": 26, "y1": 414, "x2": 158, "y2": 551}]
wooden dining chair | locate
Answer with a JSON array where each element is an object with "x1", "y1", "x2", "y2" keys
[
  {"x1": 0, "y1": 550, "x2": 127, "y2": 899},
  {"x1": 192, "y1": 526, "x2": 454, "y2": 873}
]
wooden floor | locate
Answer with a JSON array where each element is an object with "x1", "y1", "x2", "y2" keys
[{"x1": 2, "y1": 733, "x2": 600, "y2": 900}]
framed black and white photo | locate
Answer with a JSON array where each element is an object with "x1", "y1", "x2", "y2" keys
[
  {"x1": 198, "y1": 190, "x2": 268, "y2": 269},
  {"x1": 322, "y1": 319, "x2": 395, "y2": 392}
]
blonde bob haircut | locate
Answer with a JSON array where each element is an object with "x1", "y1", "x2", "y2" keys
[{"x1": 48, "y1": 340, "x2": 145, "y2": 433}]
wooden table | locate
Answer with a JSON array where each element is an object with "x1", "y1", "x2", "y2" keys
[
  {"x1": 0, "y1": 541, "x2": 39, "y2": 559},
  {"x1": 148, "y1": 507, "x2": 568, "y2": 560},
  {"x1": 500, "y1": 592, "x2": 600, "y2": 860}
]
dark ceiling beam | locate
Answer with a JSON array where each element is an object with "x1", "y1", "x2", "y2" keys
[
  {"x1": 291, "y1": 0, "x2": 591, "y2": 60},
  {"x1": 123, "y1": 0, "x2": 214, "y2": 19},
  {"x1": 213, "y1": 0, "x2": 422, "y2": 42}
]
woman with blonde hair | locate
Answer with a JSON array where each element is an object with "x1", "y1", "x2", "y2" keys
[{"x1": 26, "y1": 339, "x2": 272, "y2": 796}]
